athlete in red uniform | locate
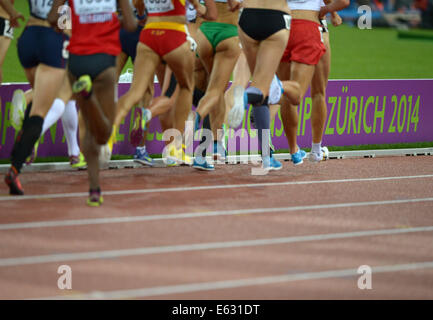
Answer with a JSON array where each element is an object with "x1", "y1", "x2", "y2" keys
[
  {"x1": 48, "y1": 0, "x2": 137, "y2": 206},
  {"x1": 114, "y1": 0, "x2": 196, "y2": 165}
]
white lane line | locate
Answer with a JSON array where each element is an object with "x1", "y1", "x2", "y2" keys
[
  {"x1": 1, "y1": 225, "x2": 433, "y2": 267},
  {"x1": 1, "y1": 174, "x2": 432, "y2": 202},
  {"x1": 38, "y1": 261, "x2": 433, "y2": 299},
  {"x1": 1, "y1": 197, "x2": 433, "y2": 230}
]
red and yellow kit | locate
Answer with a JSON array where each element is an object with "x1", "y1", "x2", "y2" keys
[{"x1": 139, "y1": 0, "x2": 188, "y2": 57}]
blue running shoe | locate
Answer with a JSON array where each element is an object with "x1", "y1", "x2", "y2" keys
[
  {"x1": 262, "y1": 156, "x2": 283, "y2": 171},
  {"x1": 291, "y1": 148, "x2": 307, "y2": 165},
  {"x1": 133, "y1": 147, "x2": 154, "y2": 166},
  {"x1": 193, "y1": 156, "x2": 215, "y2": 171}
]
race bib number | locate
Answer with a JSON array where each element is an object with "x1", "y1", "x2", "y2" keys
[
  {"x1": 144, "y1": 0, "x2": 175, "y2": 14},
  {"x1": 73, "y1": 0, "x2": 117, "y2": 15},
  {"x1": 29, "y1": 0, "x2": 54, "y2": 19},
  {"x1": 3, "y1": 20, "x2": 14, "y2": 38}
]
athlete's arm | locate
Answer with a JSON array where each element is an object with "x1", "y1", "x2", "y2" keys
[
  {"x1": 323, "y1": 0, "x2": 343, "y2": 26},
  {"x1": 47, "y1": 0, "x2": 67, "y2": 32},
  {"x1": 319, "y1": 0, "x2": 349, "y2": 19},
  {"x1": 0, "y1": 0, "x2": 24, "y2": 27},
  {"x1": 118, "y1": 0, "x2": 138, "y2": 32},
  {"x1": 227, "y1": 0, "x2": 242, "y2": 12},
  {"x1": 190, "y1": 0, "x2": 218, "y2": 21}
]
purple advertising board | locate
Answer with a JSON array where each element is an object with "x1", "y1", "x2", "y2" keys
[{"x1": 0, "y1": 79, "x2": 432, "y2": 159}]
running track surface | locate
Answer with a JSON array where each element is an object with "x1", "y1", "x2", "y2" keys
[{"x1": 0, "y1": 156, "x2": 432, "y2": 300}]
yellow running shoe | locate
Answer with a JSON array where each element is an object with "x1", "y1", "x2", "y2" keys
[
  {"x1": 87, "y1": 188, "x2": 104, "y2": 207},
  {"x1": 70, "y1": 152, "x2": 87, "y2": 169},
  {"x1": 73, "y1": 75, "x2": 92, "y2": 98},
  {"x1": 165, "y1": 143, "x2": 193, "y2": 166}
]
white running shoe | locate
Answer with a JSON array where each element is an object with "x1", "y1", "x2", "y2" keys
[
  {"x1": 10, "y1": 89, "x2": 26, "y2": 131},
  {"x1": 227, "y1": 85, "x2": 245, "y2": 129},
  {"x1": 322, "y1": 146, "x2": 329, "y2": 160},
  {"x1": 119, "y1": 69, "x2": 133, "y2": 83},
  {"x1": 308, "y1": 146, "x2": 329, "y2": 163},
  {"x1": 268, "y1": 75, "x2": 283, "y2": 105}
]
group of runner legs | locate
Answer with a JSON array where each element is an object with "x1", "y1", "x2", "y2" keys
[{"x1": 1, "y1": 0, "x2": 349, "y2": 205}]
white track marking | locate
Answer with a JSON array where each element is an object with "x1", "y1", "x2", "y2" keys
[
  {"x1": 38, "y1": 260, "x2": 433, "y2": 299},
  {"x1": 1, "y1": 225, "x2": 433, "y2": 267},
  {"x1": 0, "y1": 197, "x2": 432, "y2": 230},
  {"x1": 0, "y1": 174, "x2": 432, "y2": 202}
]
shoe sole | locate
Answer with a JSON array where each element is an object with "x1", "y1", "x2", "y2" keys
[
  {"x1": 308, "y1": 153, "x2": 322, "y2": 163},
  {"x1": 87, "y1": 197, "x2": 104, "y2": 207},
  {"x1": 227, "y1": 86, "x2": 245, "y2": 129},
  {"x1": 134, "y1": 158, "x2": 154, "y2": 167},
  {"x1": 193, "y1": 164, "x2": 215, "y2": 171}
]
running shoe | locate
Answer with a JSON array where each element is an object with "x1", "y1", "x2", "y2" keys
[
  {"x1": 291, "y1": 147, "x2": 307, "y2": 165},
  {"x1": 322, "y1": 146, "x2": 329, "y2": 160},
  {"x1": 87, "y1": 188, "x2": 104, "y2": 207},
  {"x1": 165, "y1": 158, "x2": 178, "y2": 167},
  {"x1": 262, "y1": 155, "x2": 282, "y2": 171},
  {"x1": 4, "y1": 166, "x2": 24, "y2": 195},
  {"x1": 133, "y1": 147, "x2": 154, "y2": 166},
  {"x1": 70, "y1": 152, "x2": 87, "y2": 169},
  {"x1": 227, "y1": 85, "x2": 246, "y2": 129},
  {"x1": 119, "y1": 68, "x2": 133, "y2": 83},
  {"x1": 213, "y1": 140, "x2": 227, "y2": 162},
  {"x1": 72, "y1": 75, "x2": 92, "y2": 98},
  {"x1": 165, "y1": 143, "x2": 193, "y2": 166},
  {"x1": 193, "y1": 156, "x2": 215, "y2": 171},
  {"x1": 309, "y1": 146, "x2": 329, "y2": 163},
  {"x1": 10, "y1": 89, "x2": 26, "y2": 131}
]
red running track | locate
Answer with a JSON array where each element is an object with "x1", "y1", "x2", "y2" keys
[{"x1": 0, "y1": 156, "x2": 432, "y2": 299}]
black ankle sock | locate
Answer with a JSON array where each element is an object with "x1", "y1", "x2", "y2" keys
[
  {"x1": 11, "y1": 115, "x2": 43, "y2": 173},
  {"x1": 89, "y1": 187, "x2": 101, "y2": 194},
  {"x1": 252, "y1": 104, "x2": 270, "y2": 157},
  {"x1": 23, "y1": 102, "x2": 32, "y2": 127}
]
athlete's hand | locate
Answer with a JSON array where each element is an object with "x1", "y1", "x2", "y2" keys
[
  {"x1": 331, "y1": 12, "x2": 342, "y2": 26},
  {"x1": 9, "y1": 11, "x2": 24, "y2": 28},
  {"x1": 228, "y1": 0, "x2": 242, "y2": 12},
  {"x1": 318, "y1": 6, "x2": 329, "y2": 20},
  {"x1": 133, "y1": 0, "x2": 145, "y2": 17}
]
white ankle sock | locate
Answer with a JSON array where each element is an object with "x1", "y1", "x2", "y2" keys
[
  {"x1": 61, "y1": 100, "x2": 80, "y2": 157},
  {"x1": 312, "y1": 142, "x2": 322, "y2": 154}
]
